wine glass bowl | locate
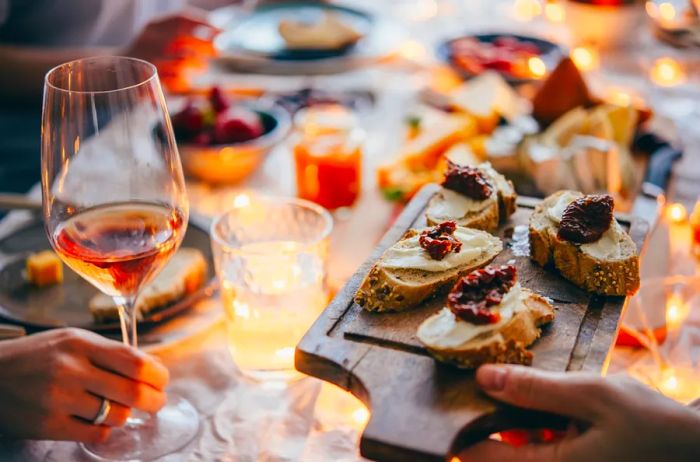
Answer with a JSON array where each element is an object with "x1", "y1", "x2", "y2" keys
[{"x1": 41, "y1": 56, "x2": 199, "y2": 461}]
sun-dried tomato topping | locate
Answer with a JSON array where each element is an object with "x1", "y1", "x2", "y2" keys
[
  {"x1": 442, "y1": 161, "x2": 493, "y2": 200},
  {"x1": 558, "y1": 194, "x2": 614, "y2": 244},
  {"x1": 419, "y1": 221, "x2": 463, "y2": 261},
  {"x1": 447, "y1": 265, "x2": 517, "y2": 325}
]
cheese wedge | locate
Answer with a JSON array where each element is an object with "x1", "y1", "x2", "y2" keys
[{"x1": 26, "y1": 250, "x2": 63, "y2": 287}]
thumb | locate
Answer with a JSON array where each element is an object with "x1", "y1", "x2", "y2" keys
[{"x1": 476, "y1": 365, "x2": 608, "y2": 421}]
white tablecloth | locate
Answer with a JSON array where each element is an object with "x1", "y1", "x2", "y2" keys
[{"x1": 2, "y1": 1, "x2": 700, "y2": 460}]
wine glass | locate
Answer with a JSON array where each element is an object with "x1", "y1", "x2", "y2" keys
[{"x1": 41, "y1": 56, "x2": 199, "y2": 460}]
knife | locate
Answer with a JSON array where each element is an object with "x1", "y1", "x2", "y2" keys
[
  {"x1": 630, "y1": 132, "x2": 683, "y2": 228},
  {"x1": 0, "y1": 193, "x2": 42, "y2": 212},
  {"x1": 620, "y1": 132, "x2": 683, "y2": 347}
]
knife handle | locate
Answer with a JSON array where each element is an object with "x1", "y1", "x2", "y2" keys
[
  {"x1": 634, "y1": 133, "x2": 683, "y2": 196},
  {"x1": 0, "y1": 193, "x2": 42, "y2": 211}
]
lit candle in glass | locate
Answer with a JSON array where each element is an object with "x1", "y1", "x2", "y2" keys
[{"x1": 211, "y1": 196, "x2": 332, "y2": 380}]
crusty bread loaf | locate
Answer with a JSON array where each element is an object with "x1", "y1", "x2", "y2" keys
[
  {"x1": 90, "y1": 248, "x2": 207, "y2": 323},
  {"x1": 354, "y1": 229, "x2": 502, "y2": 312},
  {"x1": 418, "y1": 289, "x2": 555, "y2": 368},
  {"x1": 529, "y1": 191, "x2": 640, "y2": 296},
  {"x1": 426, "y1": 163, "x2": 517, "y2": 232}
]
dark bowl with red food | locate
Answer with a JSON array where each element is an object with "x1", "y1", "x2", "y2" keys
[
  {"x1": 172, "y1": 87, "x2": 291, "y2": 184},
  {"x1": 438, "y1": 33, "x2": 564, "y2": 84}
]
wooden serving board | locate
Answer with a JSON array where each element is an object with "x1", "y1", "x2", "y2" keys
[{"x1": 295, "y1": 184, "x2": 648, "y2": 462}]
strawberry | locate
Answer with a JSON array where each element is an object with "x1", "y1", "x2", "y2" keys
[
  {"x1": 172, "y1": 102, "x2": 205, "y2": 141},
  {"x1": 213, "y1": 107, "x2": 264, "y2": 144},
  {"x1": 209, "y1": 86, "x2": 229, "y2": 113}
]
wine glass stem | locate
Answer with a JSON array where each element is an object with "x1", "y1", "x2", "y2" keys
[
  {"x1": 114, "y1": 295, "x2": 150, "y2": 425},
  {"x1": 115, "y1": 296, "x2": 138, "y2": 348}
]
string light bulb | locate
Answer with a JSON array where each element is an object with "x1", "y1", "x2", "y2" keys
[
  {"x1": 658, "y1": 2, "x2": 676, "y2": 21},
  {"x1": 571, "y1": 46, "x2": 600, "y2": 72},
  {"x1": 544, "y1": 1, "x2": 565, "y2": 22},
  {"x1": 513, "y1": 0, "x2": 543, "y2": 21},
  {"x1": 665, "y1": 292, "x2": 688, "y2": 330},
  {"x1": 528, "y1": 56, "x2": 547, "y2": 78},
  {"x1": 650, "y1": 57, "x2": 686, "y2": 87}
]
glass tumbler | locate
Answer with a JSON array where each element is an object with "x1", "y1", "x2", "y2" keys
[{"x1": 211, "y1": 195, "x2": 333, "y2": 381}]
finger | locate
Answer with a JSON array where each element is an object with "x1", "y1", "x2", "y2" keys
[
  {"x1": 86, "y1": 340, "x2": 169, "y2": 390},
  {"x1": 459, "y1": 439, "x2": 567, "y2": 462},
  {"x1": 69, "y1": 392, "x2": 131, "y2": 428},
  {"x1": 84, "y1": 364, "x2": 166, "y2": 413},
  {"x1": 476, "y1": 365, "x2": 608, "y2": 421}
]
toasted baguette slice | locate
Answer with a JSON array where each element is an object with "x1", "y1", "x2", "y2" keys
[
  {"x1": 354, "y1": 228, "x2": 502, "y2": 312},
  {"x1": 90, "y1": 248, "x2": 208, "y2": 323},
  {"x1": 417, "y1": 288, "x2": 554, "y2": 368},
  {"x1": 529, "y1": 190, "x2": 640, "y2": 296},
  {"x1": 426, "y1": 162, "x2": 517, "y2": 232}
]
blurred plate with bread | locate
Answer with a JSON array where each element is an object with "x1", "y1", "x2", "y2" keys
[
  {"x1": 0, "y1": 219, "x2": 215, "y2": 332},
  {"x1": 212, "y1": 2, "x2": 404, "y2": 74}
]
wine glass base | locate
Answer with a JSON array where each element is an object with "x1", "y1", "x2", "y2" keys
[{"x1": 80, "y1": 395, "x2": 199, "y2": 461}]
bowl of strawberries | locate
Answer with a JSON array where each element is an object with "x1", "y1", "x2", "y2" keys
[{"x1": 172, "y1": 87, "x2": 290, "y2": 184}]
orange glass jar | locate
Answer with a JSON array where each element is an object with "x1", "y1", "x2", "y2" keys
[{"x1": 293, "y1": 105, "x2": 363, "y2": 210}]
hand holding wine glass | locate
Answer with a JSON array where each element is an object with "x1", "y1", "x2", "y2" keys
[
  {"x1": 0, "y1": 328, "x2": 168, "y2": 442},
  {"x1": 41, "y1": 56, "x2": 198, "y2": 460}
]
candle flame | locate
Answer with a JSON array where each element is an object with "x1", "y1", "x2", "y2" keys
[
  {"x1": 662, "y1": 372, "x2": 679, "y2": 393},
  {"x1": 352, "y1": 407, "x2": 370, "y2": 427},
  {"x1": 233, "y1": 193, "x2": 251, "y2": 208},
  {"x1": 528, "y1": 56, "x2": 547, "y2": 78},
  {"x1": 571, "y1": 46, "x2": 599, "y2": 72},
  {"x1": 666, "y1": 203, "x2": 688, "y2": 223},
  {"x1": 650, "y1": 58, "x2": 686, "y2": 87}
]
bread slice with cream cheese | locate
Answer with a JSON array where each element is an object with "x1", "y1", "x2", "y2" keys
[
  {"x1": 529, "y1": 190, "x2": 639, "y2": 296},
  {"x1": 426, "y1": 162, "x2": 516, "y2": 232},
  {"x1": 354, "y1": 226, "x2": 502, "y2": 312},
  {"x1": 417, "y1": 285, "x2": 554, "y2": 368}
]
